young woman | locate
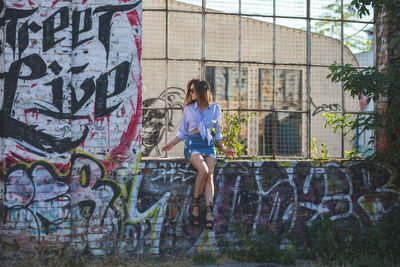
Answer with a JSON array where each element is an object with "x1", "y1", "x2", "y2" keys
[{"x1": 161, "y1": 78, "x2": 235, "y2": 229}]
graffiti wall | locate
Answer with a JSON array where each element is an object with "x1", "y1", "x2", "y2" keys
[
  {"x1": 0, "y1": 0, "x2": 142, "y2": 255},
  {"x1": 2, "y1": 156, "x2": 399, "y2": 255},
  {"x1": 0, "y1": 0, "x2": 399, "y2": 257},
  {"x1": 132, "y1": 160, "x2": 399, "y2": 254}
]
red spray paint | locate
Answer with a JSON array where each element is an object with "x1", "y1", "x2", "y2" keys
[
  {"x1": 127, "y1": 9, "x2": 142, "y2": 63},
  {"x1": 109, "y1": 92, "x2": 142, "y2": 162},
  {"x1": 51, "y1": 0, "x2": 61, "y2": 8}
]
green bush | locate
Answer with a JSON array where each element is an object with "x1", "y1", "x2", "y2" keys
[
  {"x1": 297, "y1": 206, "x2": 400, "y2": 265},
  {"x1": 219, "y1": 206, "x2": 400, "y2": 265},
  {"x1": 221, "y1": 222, "x2": 296, "y2": 265},
  {"x1": 216, "y1": 112, "x2": 257, "y2": 158}
]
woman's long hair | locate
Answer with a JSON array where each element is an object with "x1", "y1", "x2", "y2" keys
[{"x1": 184, "y1": 78, "x2": 213, "y2": 107}]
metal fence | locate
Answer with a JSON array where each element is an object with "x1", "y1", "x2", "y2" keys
[{"x1": 141, "y1": 0, "x2": 375, "y2": 158}]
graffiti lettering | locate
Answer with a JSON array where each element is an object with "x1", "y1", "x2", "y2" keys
[
  {"x1": 72, "y1": 8, "x2": 93, "y2": 48},
  {"x1": 95, "y1": 61, "x2": 130, "y2": 118},
  {"x1": 1, "y1": 12, "x2": 133, "y2": 153},
  {"x1": 1, "y1": 0, "x2": 143, "y2": 255},
  {"x1": 2, "y1": 153, "x2": 120, "y2": 244},
  {"x1": 43, "y1": 6, "x2": 69, "y2": 52},
  {"x1": 3, "y1": 8, "x2": 39, "y2": 57},
  {"x1": 2, "y1": 4, "x2": 140, "y2": 57},
  {"x1": 311, "y1": 97, "x2": 342, "y2": 116},
  {"x1": 1, "y1": 156, "x2": 399, "y2": 254},
  {"x1": 93, "y1": 3, "x2": 141, "y2": 61}
]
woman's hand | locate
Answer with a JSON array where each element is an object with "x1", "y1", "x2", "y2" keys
[
  {"x1": 221, "y1": 147, "x2": 236, "y2": 158},
  {"x1": 161, "y1": 142, "x2": 174, "y2": 152},
  {"x1": 161, "y1": 137, "x2": 181, "y2": 153},
  {"x1": 216, "y1": 140, "x2": 235, "y2": 158}
]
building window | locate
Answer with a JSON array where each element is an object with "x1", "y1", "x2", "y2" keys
[
  {"x1": 258, "y1": 69, "x2": 302, "y2": 156},
  {"x1": 206, "y1": 66, "x2": 248, "y2": 109},
  {"x1": 141, "y1": 0, "x2": 374, "y2": 158}
]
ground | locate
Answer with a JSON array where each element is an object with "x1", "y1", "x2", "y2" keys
[{"x1": 0, "y1": 249, "x2": 330, "y2": 267}]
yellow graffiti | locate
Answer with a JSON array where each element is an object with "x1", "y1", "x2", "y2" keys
[
  {"x1": 7, "y1": 149, "x2": 107, "y2": 179},
  {"x1": 126, "y1": 152, "x2": 142, "y2": 215},
  {"x1": 311, "y1": 161, "x2": 320, "y2": 167},
  {"x1": 362, "y1": 201, "x2": 375, "y2": 214},
  {"x1": 194, "y1": 230, "x2": 217, "y2": 253},
  {"x1": 5, "y1": 149, "x2": 124, "y2": 218},
  {"x1": 121, "y1": 153, "x2": 169, "y2": 253},
  {"x1": 150, "y1": 206, "x2": 160, "y2": 254},
  {"x1": 278, "y1": 161, "x2": 291, "y2": 167},
  {"x1": 82, "y1": 205, "x2": 92, "y2": 217},
  {"x1": 384, "y1": 163, "x2": 400, "y2": 192},
  {"x1": 81, "y1": 169, "x2": 87, "y2": 186}
]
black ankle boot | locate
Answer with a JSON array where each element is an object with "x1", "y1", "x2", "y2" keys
[
  {"x1": 190, "y1": 197, "x2": 200, "y2": 227},
  {"x1": 205, "y1": 204, "x2": 213, "y2": 230}
]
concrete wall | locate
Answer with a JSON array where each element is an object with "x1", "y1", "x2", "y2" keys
[
  {"x1": 2, "y1": 157, "x2": 399, "y2": 255},
  {"x1": 0, "y1": 0, "x2": 142, "y2": 256}
]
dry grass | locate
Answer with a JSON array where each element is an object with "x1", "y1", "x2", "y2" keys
[
  {"x1": 0, "y1": 247, "x2": 335, "y2": 267},
  {"x1": 0, "y1": 248, "x2": 240, "y2": 267}
]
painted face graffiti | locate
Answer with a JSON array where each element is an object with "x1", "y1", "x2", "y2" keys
[{"x1": 142, "y1": 87, "x2": 185, "y2": 156}]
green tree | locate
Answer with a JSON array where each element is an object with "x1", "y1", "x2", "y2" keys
[
  {"x1": 312, "y1": 0, "x2": 372, "y2": 52},
  {"x1": 324, "y1": 0, "x2": 400, "y2": 167},
  {"x1": 349, "y1": 0, "x2": 400, "y2": 25}
]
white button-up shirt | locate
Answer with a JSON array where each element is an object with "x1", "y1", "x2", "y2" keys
[{"x1": 176, "y1": 102, "x2": 223, "y2": 145}]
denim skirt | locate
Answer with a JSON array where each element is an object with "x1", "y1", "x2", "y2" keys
[{"x1": 184, "y1": 133, "x2": 216, "y2": 160}]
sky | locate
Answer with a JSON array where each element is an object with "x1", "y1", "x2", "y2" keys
[{"x1": 177, "y1": 0, "x2": 373, "y2": 22}]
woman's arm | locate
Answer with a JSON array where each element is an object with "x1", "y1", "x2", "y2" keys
[
  {"x1": 161, "y1": 136, "x2": 182, "y2": 152},
  {"x1": 162, "y1": 107, "x2": 187, "y2": 153},
  {"x1": 213, "y1": 105, "x2": 223, "y2": 141}
]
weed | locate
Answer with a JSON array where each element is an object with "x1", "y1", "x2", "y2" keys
[
  {"x1": 215, "y1": 112, "x2": 257, "y2": 158},
  {"x1": 250, "y1": 155, "x2": 263, "y2": 161},
  {"x1": 344, "y1": 148, "x2": 361, "y2": 159},
  {"x1": 310, "y1": 138, "x2": 330, "y2": 160},
  {"x1": 0, "y1": 248, "x2": 196, "y2": 267},
  {"x1": 308, "y1": 217, "x2": 337, "y2": 264},
  {"x1": 293, "y1": 206, "x2": 400, "y2": 266},
  {"x1": 192, "y1": 252, "x2": 217, "y2": 265},
  {"x1": 220, "y1": 221, "x2": 296, "y2": 265},
  {"x1": 310, "y1": 138, "x2": 318, "y2": 160},
  {"x1": 319, "y1": 143, "x2": 329, "y2": 160},
  {"x1": 325, "y1": 55, "x2": 400, "y2": 167}
]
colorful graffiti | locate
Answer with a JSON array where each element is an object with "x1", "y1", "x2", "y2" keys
[
  {"x1": 118, "y1": 160, "x2": 400, "y2": 254},
  {"x1": 2, "y1": 153, "x2": 120, "y2": 250},
  {"x1": 1, "y1": 0, "x2": 142, "y2": 255},
  {"x1": 1, "y1": 0, "x2": 399, "y2": 257},
  {"x1": 1, "y1": 1, "x2": 142, "y2": 160},
  {"x1": 1, "y1": 155, "x2": 399, "y2": 255}
]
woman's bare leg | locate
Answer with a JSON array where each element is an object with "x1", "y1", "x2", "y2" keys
[
  {"x1": 204, "y1": 156, "x2": 216, "y2": 227},
  {"x1": 204, "y1": 156, "x2": 216, "y2": 205},
  {"x1": 189, "y1": 154, "x2": 209, "y2": 223}
]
